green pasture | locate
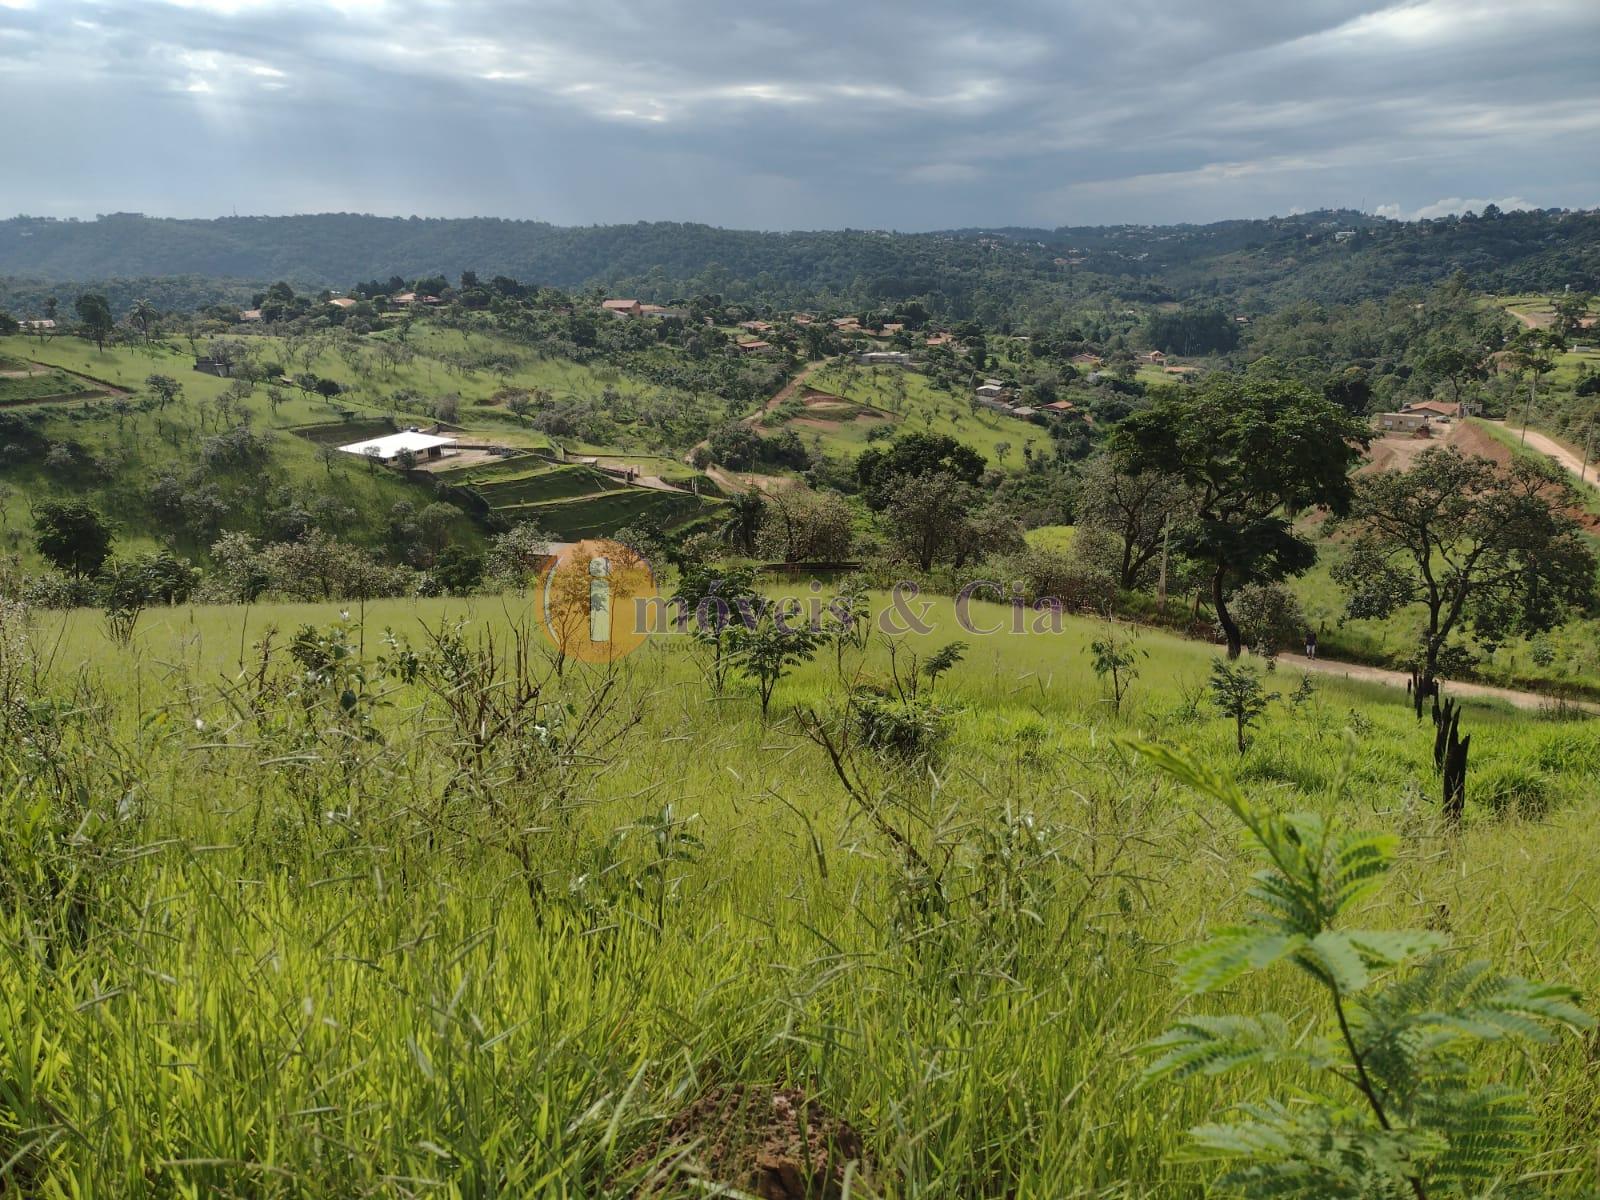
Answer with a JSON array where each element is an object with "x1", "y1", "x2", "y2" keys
[{"x1": 3, "y1": 591, "x2": 1596, "y2": 1195}]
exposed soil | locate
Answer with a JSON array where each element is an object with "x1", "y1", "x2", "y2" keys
[
  {"x1": 1361, "y1": 420, "x2": 1598, "y2": 531},
  {"x1": 1360, "y1": 423, "x2": 1462, "y2": 474},
  {"x1": 1454, "y1": 420, "x2": 1600, "y2": 531},
  {"x1": 626, "y1": 1084, "x2": 873, "y2": 1199}
]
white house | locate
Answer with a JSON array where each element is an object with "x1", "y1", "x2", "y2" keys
[{"x1": 338, "y1": 429, "x2": 458, "y2": 463}]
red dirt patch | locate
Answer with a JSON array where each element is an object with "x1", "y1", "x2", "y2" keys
[
  {"x1": 1364, "y1": 420, "x2": 1600, "y2": 533},
  {"x1": 626, "y1": 1084, "x2": 874, "y2": 1199}
]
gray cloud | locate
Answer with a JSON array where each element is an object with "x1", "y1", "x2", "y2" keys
[{"x1": 0, "y1": 0, "x2": 1596, "y2": 228}]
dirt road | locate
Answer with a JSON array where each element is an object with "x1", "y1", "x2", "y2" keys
[
  {"x1": 1493, "y1": 421, "x2": 1594, "y2": 483},
  {"x1": 684, "y1": 358, "x2": 833, "y2": 491},
  {"x1": 1277, "y1": 652, "x2": 1594, "y2": 713}
]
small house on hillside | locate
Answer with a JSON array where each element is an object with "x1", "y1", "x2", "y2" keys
[
  {"x1": 1402, "y1": 400, "x2": 1465, "y2": 420},
  {"x1": 1070, "y1": 352, "x2": 1101, "y2": 365},
  {"x1": 238, "y1": 309, "x2": 263, "y2": 322},
  {"x1": 1375, "y1": 412, "x2": 1431, "y2": 433},
  {"x1": 738, "y1": 320, "x2": 773, "y2": 333},
  {"x1": 1140, "y1": 350, "x2": 1167, "y2": 364},
  {"x1": 856, "y1": 351, "x2": 913, "y2": 367},
  {"x1": 735, "y1": 339, "x2": 776, "y2": 355},
  {"x1": 602, "y1": 299, "x2": 642, "y2": 318},
  {"x1": 338, "y1": 429, "x2": 459, "y2": 463},
  {"x1": 328, "y1": 297, "x2": 357, "y2": 310}
]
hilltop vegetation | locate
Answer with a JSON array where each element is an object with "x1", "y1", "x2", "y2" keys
[{"x1": 4, "y1": 205, "x2": 1600, "y2": 323}]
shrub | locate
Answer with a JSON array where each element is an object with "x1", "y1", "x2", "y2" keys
[
  {"x1": 1137, "y1": 742, "x2": 1594, "y2": 1198},
  {"x1": 1475, "y1": 761, "x2": 1553, "y2": 820},
  {"x1": 850, "y1": 688, "x2": 950, "y2": 762},
  {"x1": 1225, "y1": 581, "x2": 1308, "y2": 659}
]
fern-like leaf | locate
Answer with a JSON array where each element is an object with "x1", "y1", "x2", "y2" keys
[
  {"x1": 1176, "y1": 927, "x2": 1307, "y2": 994},
  {"x1": 1142, "y1": 1014, "x2": 1331, "y2": 1083}
]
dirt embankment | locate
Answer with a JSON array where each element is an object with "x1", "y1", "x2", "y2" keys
[{"x1": 1361, "y1": 421, "x2": 1597, "y2": 531}]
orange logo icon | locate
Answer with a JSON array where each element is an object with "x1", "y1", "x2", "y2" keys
[{"x1": 535, "y1": 538, "x2": 658, "y2": 663}]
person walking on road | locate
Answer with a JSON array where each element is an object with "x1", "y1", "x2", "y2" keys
[{"x1": 1304, "y1": 629, "x2": 1318, "y2": 659}]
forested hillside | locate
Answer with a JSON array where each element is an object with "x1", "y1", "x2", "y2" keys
[{"x1": 4, "y1": 206, "x2": 1598, "y2": 323}]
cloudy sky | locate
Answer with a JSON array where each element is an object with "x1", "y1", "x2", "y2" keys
[{"x1": 1, "y1": 0, "x2": 1597, "y2": 230}]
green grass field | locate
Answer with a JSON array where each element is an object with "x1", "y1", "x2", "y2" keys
[
  {"x1": 0, "y1": 327, "x2": 731, "y2": 557},
  {"x1": 0, "y1": 334, "x2": 449, "y2": 566},
  {"x1": 790, "y1": 363, "x2": 1052, "y2": 465},
  {"x1": 0, "y1": 366, "x2": 100, "y2": 406},
  {"x1": 4, "y1": 589, "x2": 1598, "y2": 1196}
]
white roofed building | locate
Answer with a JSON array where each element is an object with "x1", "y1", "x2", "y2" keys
[{"x1": 337, "y1": 429, "x2": 458, "y2": 463}]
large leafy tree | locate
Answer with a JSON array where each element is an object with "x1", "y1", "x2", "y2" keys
[
  {"x1": 1112, "y1": 376, "x2": 1369, "y2": 657},
  {"x1": 1075, "y1": 454, "x2": 1194, "y2": 591},
  {"x1": 881, "y1": 470, "x2": 980, "y2": 571},
  {"x1": 74, "y1": 292, "x2": 115, "y2": 352},
  {"x1": 33, "y1": 500, "x2": 115, "y2": 578},
  {"x1": 1333, "y1": 446, "x2": 1597, "y2": 712},
  {"x1": 856, "y1": 433, "x2": 984, "y2": 509}
]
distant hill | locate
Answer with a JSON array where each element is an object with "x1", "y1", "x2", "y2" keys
[{"x1": 2, "y1": 208, "x2": 1598, "y2": 320}]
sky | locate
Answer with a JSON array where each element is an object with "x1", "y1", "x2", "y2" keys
[{"x1": 1, "y1": 0, "x2": 1597, "y2": 231}]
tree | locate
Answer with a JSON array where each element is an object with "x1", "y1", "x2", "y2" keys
[
  {"x1": 673, "y1": 562, "x2": 760, "y2": 695},
  {"x1": 882, "y1": 470, "x2": 979, "y2": 571},
  {"x1": 433, "y1": 546, "x2": 484, "y2": 595},
  {"x1": 1552, "y1": 290, "x2": 1593, "y2": 338},
  {"x1": 1111, "y1": 376, "x2": 1369, "y2": 657},
  {"x1": 1332, "y1": 446, "x2": 1597, "y2": 714},
  {"x1": 1506, "y1": 328, "x2": 1564, "y2": 445},
  {"x1": 1075, "y1": 455, "x2": 1193, "y2": 591},
  {"x1": 144, "y1": 373, "x2": 182, "y2": 410},
  {"x1": 1139, "y1": 743, "x2": 1592, "y2": 1199},
  {"x1": 128, "y1": 298, "x2": 159, "y2": 343},
  {"x1": 719, "y1": 489, "x2": 766, "y2": 556},
  {"x1": 856, "y1": 433, "x2": 985, "y2": 509},
  {"x1": 759, "y1": 488, "x2": 854, "y2": 563},
  {"x1": 33, "y1": 500, "x2": 115, "y2": 578},
  {"x1": 728, "y1": 603, "x2": 821, "y2": 719},
  {"x1": 74, "y1": 293, "x2": 115, "y2": 351},
  {"x1": 707, "y1": 422, "x2": 764, "y2": 470},
  {"x1": 1416, "y1": 339, "x2": 1488, "y2": 405},
  {"x1": 1207, "y1": 659, "x2": 1276, "y2": 753},
  {"x1": 485, "y1": 523, "x2": 551, "y2": 593},
  {"x1": 1088, "y1": 619, "x2": 1144, "y2": 715}
]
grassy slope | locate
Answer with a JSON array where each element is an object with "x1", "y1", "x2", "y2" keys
[
  {"x1": 784, "y1": 362, "x2": 1052, "y2": 466},
  {"x1": 6, "y1": 592, "x2": 1598, "y2": 1196},
  {"x1": 0, "y1": 329, "x2": 728, "y2": 555},
  {"x1": 0, "y1": 334, "x2": 449, "y2": 565}
]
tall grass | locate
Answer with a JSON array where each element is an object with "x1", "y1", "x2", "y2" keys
[{"x1": 2, "y1": 594, "x2": 1597, "y2": 1196}]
